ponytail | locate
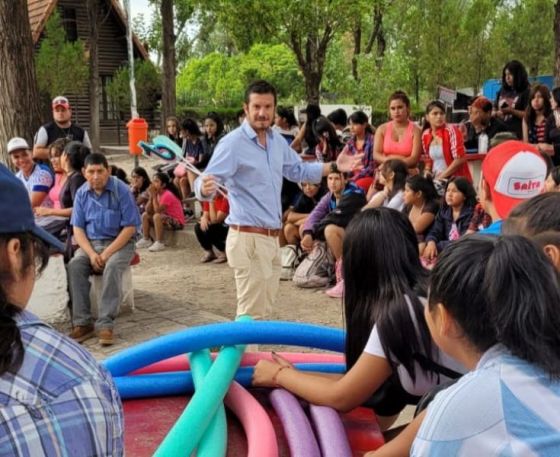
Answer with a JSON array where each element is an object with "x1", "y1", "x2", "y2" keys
[{"x1": 0, "y1": 233, "x2": 49, "y2": 376}]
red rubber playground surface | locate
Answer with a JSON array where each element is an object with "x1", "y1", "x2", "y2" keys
[{"x1": 123, "y1": 390, "x2": 384, "y2": 456}]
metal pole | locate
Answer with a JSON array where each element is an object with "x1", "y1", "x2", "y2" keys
[{"x1": 124, "y1": 0, "x2": 139, "y2": 167}]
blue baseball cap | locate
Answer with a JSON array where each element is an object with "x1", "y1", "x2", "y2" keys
[{"x1": 0, "y1": 163, "x2": 65, "y2": 252}]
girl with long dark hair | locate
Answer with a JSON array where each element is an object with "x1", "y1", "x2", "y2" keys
[
  {"x1": 413, "y1": 235, "x2": 560, "y2": 455},
  {"x1": 402, "y1": 175, "x2": 440, "y2": 250},
  {"x1": 253, "y1": 208, "x2": 465, "y2": 430},
  {"x1": 0, "y1": 164, "x2": 124, "y2": 455},
  {"x1": 130, "y1": 166, "x2": 151, "y2": 214},
  {"x1": 522, "y1": 84, "x2": 552, "y2": 144},
  {"x1": 422, "y1": 177, "x2": 476, "y2": 261},
  {"x1": 422, "y1": 100, "x2": 472, "y2": 186},
  {"x1": 136, "y1": 172, "x2": 185, "y2": 252},
  {"x1": 495, "y1": 60, "x2": 531, "y2": 139},
  {"x1": 313, "y1": 116, "x2": 343, "y2": 162},
  {"x1": 541, "y1": 87, "x2": 560, "y2": 166},
  {"x1": 364, "y1": 159, "x2": 408, "y2": 211}
]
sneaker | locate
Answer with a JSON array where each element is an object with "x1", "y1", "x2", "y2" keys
[
  {"x1": 136, "y1": 238, "x2": 152, "y2": 249},
  {"x1": 69, "y1": 325, "x2": 95, "y2": 343},
  {"x1": 326, "y1": 280, "x2": 344, "y2": 298},
  {"x1": 98, "y1": 328, "x2": 114, "y2": 346},
  {"x1": 148, "y1": 241, "x2": 166, "y2": 252}
]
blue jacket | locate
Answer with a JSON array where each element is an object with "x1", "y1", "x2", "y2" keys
[{"x1": 425, "y1": 204, "x2": 474, "y2": 252}]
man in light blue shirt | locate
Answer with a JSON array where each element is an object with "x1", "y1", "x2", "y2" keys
[
  {"x1": 195, "y1": 80, "x2": 360, "y2": 320},
  {"x1": 68, "y1": 153, "x2": 140, "y2": 345}
]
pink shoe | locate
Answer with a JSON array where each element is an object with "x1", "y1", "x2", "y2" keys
[{"x1": 326, "y1": 280, "x2": 344, "y2": 298}]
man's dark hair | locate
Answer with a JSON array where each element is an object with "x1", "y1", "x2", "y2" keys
[
  {"x1": 327, "y1": 108, "x2": 348, "y2": 128},
  {"x1": 245, "y1": 80, "x2": 277, "y2": 105},
  {"x1": 84, "y1": 152, "x2": 109, "y2": 169}
]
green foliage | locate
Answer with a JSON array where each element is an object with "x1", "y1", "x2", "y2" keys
[
  {"x1": 106, "y1": 60, "x2": 162, "y2": 116},
  {"x1": 34, "y1": 10, "x2": 88, "y2": 98},
  {"x1": 177, "y1": 44, "x2": 303, "y2": 108}
]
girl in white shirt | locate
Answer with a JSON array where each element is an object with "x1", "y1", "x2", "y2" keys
[{"x1": 253, "y1": 208, "x2": 465, "y2": 430}]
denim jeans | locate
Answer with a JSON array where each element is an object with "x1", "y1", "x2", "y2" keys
[{"x1": 68, "y1": 239, "x2": 135, "y2": 330}]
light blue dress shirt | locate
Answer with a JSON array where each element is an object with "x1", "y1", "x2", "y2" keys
[
  {"x1": 195, "y1": 121, "x2": 324, "y2": 229},
  {"x1": 71, "y1": 176, "x2": 141, "y2": 240}
]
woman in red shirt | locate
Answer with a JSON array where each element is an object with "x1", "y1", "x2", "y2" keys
[
  {"x1": 195, "y1": 193, "x2": 230, "y2": 263},
  {"x1": 422, "y1": 101, "x2": 471, "y2": 190}
]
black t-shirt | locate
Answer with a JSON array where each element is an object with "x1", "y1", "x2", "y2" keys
[
  {"x1": 463, "y1": 118, "x2": 509, "y2": 151},
  {"x1": 495, "y1": 87, "x2": 530, "y2": 139},
  {"x1": 60, "y1": 172, "x2": 86, "y2": 209},
  {"x1": 292, "y1": 186, "x2": 327, "y2": 214},
  {"x1": 545, "y1": 113, "x2": 560, "y2": 166}
]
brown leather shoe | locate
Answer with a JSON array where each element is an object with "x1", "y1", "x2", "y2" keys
[
  {"x1": 69, "y1": 325, "x2": 95, "y2": 343},
  {"x1": 98, "y1": 328, "x2": 114, "y2": 346}
]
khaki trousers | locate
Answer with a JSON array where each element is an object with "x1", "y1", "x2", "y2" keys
[{"x1": 226, "y1": 229, "x2": 281, "y2": 319}]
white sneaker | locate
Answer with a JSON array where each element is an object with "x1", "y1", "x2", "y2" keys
[
  {"x1": 148, "y1": 241, "x2": 166, "y2": 252},
  {"x1": 136, "y1": 238, "x2": 152, "y2": 249}
]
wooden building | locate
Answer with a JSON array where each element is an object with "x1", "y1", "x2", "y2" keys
[{"x1": 28, "y1": 0, "x2": 157, "y2": 145}]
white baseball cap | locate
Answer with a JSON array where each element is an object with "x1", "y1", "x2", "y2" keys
[{"x1": 7, "y1": 137, "x2": 31, "y2": 154}]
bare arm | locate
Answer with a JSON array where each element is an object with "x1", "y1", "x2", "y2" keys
[
  {"x1": 253, "y1": 352, "x2": 392, "y2": 412},
  {"x1": 73, "y1": 226, "x2": 96, "y2": 257},
  {"x1": 30, "y1": 191, "x2": 48, "y2": 208},
  {"x1": 410, "y1": 212, "x2": 436, "y2": 235},
  {"x1": 33, "y1": 146, "x2": 50, "y2": 160},
  {"x1": 373, "y1": 124, "x2": 387, "y2": 163},
  {"x1": 34, "y1": 207, "x2": 72, "y2": 217},
  {"x1": 522, "y1": 119, "x2": 529, "y2": 143},
  {"x1": 286, "y1": 211, "x2": 308, "y2": 224}
]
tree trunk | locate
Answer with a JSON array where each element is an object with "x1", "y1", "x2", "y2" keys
[
  {"x1": 0, "y1": 0, "x2": 41, "y2": 167},
  {"x1": 351, "y1": 22, "x2": 361, "y2": 82},
  {"x1": 87, "y1": 0, "x2": 100, "y2": 151},
  {"x1": 304, "y1": 72, "x2": 321, "y2": 104},
  {"x1": 161, "y1": 0, "x2": 176, "y2": 131},
  {"x1": 555, "y1": 1, "x2": 560, "y2": 86}
]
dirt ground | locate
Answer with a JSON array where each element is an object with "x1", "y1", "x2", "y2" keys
[{"x1": 86, "y1": 153, "x2": 343, "y2": 360}]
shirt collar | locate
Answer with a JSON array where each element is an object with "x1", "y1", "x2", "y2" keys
[
  {"x1": 16, "y1": 309, "x2": 47, "y2": 329},
  {"x1": 88, "y1": 175, "x2": 116, "y2": 194},
  {"x1": 241, "y1": 120, "x2": 273, "y2": 141}
]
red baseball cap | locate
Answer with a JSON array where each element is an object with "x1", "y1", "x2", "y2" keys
[
  {"x1": 481, "y1": 140, "x2": 547, "y2": 219},
  {"x1": 52, "y1": 96, "x2": 70, "y2": 109}
]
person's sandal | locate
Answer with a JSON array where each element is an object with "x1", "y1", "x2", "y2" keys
[
  {"x1": 213, "y1": 253, "x2": 227, "y2": 264},
  {"x1": 200, "y1": 251, "x2": 216, "y2": 263}
]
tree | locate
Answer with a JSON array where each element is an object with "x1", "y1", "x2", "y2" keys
[
  {"x1": 0, "y1": 0, "x2": 41, "y2": 166},
  {"x1": 106, "y1": 60, "x2": 161, "y2": 117},
  {"x1": 34, "y1": 10, "x2": 88, "y2": 99},
  {"x1": 87, "y1": 0, "x2": 100, "y2": 150},
  {"x1": 554, "y1": 0, "x2": 560, "y2": 85},
  {"x1": 204, "y1": 0, "x2": 361, "y2": 103},
  {"x1": 160, "y1": 0, "x2": 176, "y2": 126}
]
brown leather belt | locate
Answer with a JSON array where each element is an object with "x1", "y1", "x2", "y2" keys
[{"x1": 230, "y1": 224, "x2": 281, "y2": 237}]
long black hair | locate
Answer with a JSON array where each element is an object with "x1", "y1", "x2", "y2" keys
[
  {"x1": 343, "y1": 208, "x2": 431, "y2": 381},
  {"x1": 131, "y1": 166, "x2": 151, "y2": 193},
  {"x1": 422, "y1": 100, "x2": 446, "y2": 131},
  {"x1": 204, "y1": 112, "x2": 224, "y2": 141},
  {"x1": 405, "y1": 175, "x2": 439, "y2": 205},
  {"x1": 153, "y1": 172, "x2": 182, "y2": 201},
  {"x1": 381, "y1": 159, "x2": 408, "y2": 200},
  {"x1": 501, "y1": 60, "x2": 529, "y2": 93},
  {"x1": 525, "y1": 84, "x2": 552, "y2": 128},
  {"x1": 313, "y1": 116, "x2": 342, "y2": 158},
  {"x1": 430, "y1": 235, "x2": 560, "y2": 377},
  {"x1": 0, "y1": 233, "x2": 49, "y2": 376},
  {"x1": 63, "y1": 141, "x2": 90, "y2": 172},
  {"x1": 503, "y1": 192, "x2": 560, "y2": 237},
  {"x1": 444, "y1": 177, "x2": 477, "y2": 208}
]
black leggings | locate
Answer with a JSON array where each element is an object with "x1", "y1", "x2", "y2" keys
[{"x1": 194, "y1": 223, "x2": 228, "y2": 252}]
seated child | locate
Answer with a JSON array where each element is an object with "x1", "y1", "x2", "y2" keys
[
  {"x1": 136, "y1": 172, "x2": 184, "y2": 252},
  {"x1": 194, "y1": 193, "x2": 229, "y2": 263},
  {"x1": 130, "y1": 166, "x2": 151, "y2": 214},
  {"x1": 422, "y1": 177, "x2": 476, "y2": 261},
  {"x1": 364, "y1": 159, "x2": 408, "y2": 211},
  {"x1": 402, "y1": 174, "x2": 440, "y2": 252},
  {"x1": 412, "y1": 235, "x2": 560, "y2": 456},
  {"x1": 283, "y1": 182, "x2": 325, "y2": 245}
]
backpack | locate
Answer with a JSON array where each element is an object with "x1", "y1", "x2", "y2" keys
[
  {"x1": 292, "y1": 241, "x2": 335, "y2": 288},
  {"x1": 280, "y1": 244, "x2": 303, "y2": 281}
]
